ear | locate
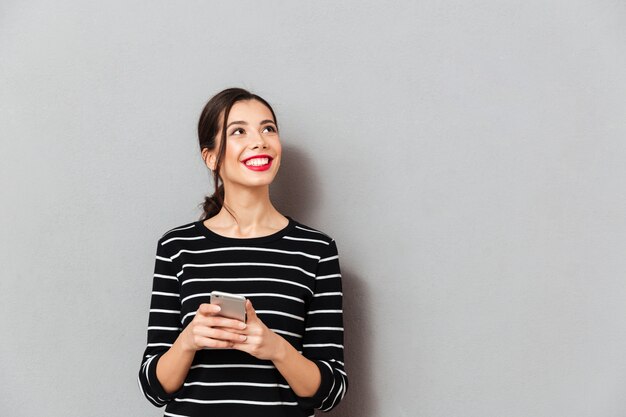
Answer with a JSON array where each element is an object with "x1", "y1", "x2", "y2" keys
[{"x1": 202, "y1": 148, "x2": 217, "y2": 171}]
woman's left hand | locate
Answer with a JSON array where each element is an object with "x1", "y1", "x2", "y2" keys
[{"x1": 230, "y1": 300, "x2": 286, "y2": 361}]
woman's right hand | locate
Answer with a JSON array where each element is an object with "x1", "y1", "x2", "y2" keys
[{"x1": 180, "y1": 303, "x2": 248, "y2": 352}]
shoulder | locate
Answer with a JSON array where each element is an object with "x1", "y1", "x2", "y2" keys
[
  {"x1": 287, "y1": 218, "x2": 336, "y2": 246},
  {"x1": 157, "y1": 220, "x2": 200, "y2": 245}
]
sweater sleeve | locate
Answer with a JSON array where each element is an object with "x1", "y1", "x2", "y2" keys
[
  {"x1": 297, "y1": 239, "x2": 348, "y2": 412},
  {"x1": 137, "y1": 237, "x2": 184, "y2": 407}
]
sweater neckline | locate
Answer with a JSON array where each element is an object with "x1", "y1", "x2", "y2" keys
[{"x1": 195, "y1": 216, "x2": 296, "y2": 244}]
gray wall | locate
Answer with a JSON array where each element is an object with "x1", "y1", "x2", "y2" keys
[{"x1": 2, "y1": 1, "x2": 625, "y2": 416}]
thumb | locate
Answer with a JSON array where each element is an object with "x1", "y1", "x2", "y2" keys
[{"x1": 245, "y1": 299, "x2": 257, "y2": 321}]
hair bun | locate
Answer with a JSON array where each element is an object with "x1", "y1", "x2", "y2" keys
[{"x1": 200, "y1": 184, "x2": 225, "y2": 220}]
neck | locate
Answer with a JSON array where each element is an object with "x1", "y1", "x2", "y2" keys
[{"x1": 218, "y1": 183, "x2": 282, "y2": 229}]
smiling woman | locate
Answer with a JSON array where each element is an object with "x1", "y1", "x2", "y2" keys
[
  {"x1": 137, "y1": 88, "x2": 348, "y2": 417},
  {"x1": 202, "y1": 98, "x2": 282, "y2": 207},
  {"x1": 198, "y1": 90, "x2": 282, "y2": 222}
]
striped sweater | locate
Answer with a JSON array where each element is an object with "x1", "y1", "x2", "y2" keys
[{"x1": 138, "y1": 217, "x2": 347, "y2": 417}]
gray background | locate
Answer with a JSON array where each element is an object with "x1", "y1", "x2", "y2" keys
[{"x1": 1, "y1": 1, "x2": 625, "y2": 416}]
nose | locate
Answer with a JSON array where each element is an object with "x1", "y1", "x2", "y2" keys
[{"x1": 250, "y1": 130, "x2": 268, "y2": 149}]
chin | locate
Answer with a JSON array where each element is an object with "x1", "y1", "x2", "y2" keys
[{"x1": 232, "y1": 177, "x2": 276, "y2": 189}]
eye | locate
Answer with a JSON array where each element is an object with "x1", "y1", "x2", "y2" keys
[
  {"x1": 262, "y1": 125, "x2": 276, "y2": 133},
  {"x1": 230, "y1": 127, "x2": 245, "y2": 136}
]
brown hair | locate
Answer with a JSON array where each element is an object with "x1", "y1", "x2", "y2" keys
[{"x1": 197, "y1": 87, "x2": 279, "y2": 221}]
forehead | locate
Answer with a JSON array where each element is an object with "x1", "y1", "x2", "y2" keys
[{"x1": 227, "y1": 99, "x2": 274, "y2": 123}]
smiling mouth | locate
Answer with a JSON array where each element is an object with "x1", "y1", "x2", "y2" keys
[
  {"x1": 241, "y1": 155, "x2": 274, "y2": 171},
  {"x1": 244, "y1": 157, "x2": 271, "y2": 166}
]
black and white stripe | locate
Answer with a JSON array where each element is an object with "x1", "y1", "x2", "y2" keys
[{"x1": 139, "y1": 218, "x2": 347, "y2": 417}]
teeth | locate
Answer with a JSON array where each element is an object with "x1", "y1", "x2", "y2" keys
[{"x1": 245, "y1": 157, "x2": 269, "y2": 166}]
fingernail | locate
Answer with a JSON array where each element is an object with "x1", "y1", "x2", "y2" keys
[{"x1": 239, "y1": 322, "x2": 246, "y2": 329}]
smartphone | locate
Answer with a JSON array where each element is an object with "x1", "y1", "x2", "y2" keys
[{"x1": 210, "y1": 291, "x2": 247, "y2": 323}]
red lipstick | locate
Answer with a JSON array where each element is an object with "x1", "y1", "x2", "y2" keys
[{"x1": 241, "y1": 154, "x2": 273, "y2": 171}]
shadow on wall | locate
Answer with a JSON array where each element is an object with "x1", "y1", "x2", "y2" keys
[
  {"x1": 332, "y1": 269, "x2": 374, "y2": 417},
  {"x1": 271, "y1": 143, "x2": 375, "y2": 417},
  {"x1": 271, "y1": 143, "x2": 320, "y2": 219}
]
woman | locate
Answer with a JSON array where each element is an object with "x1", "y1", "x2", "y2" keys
[{"x1": 138, "y1": 88, "x2": 347, "y2": 417}]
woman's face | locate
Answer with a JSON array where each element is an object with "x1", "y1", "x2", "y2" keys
[{"x1": 210, "y1": 99, "x2": 282, "y2": 191}]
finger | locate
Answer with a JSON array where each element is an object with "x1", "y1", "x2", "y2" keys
[
  {"x1": 205, "y1": 316, "x2": 247, "y2": 330},
  {"x1": 245, "y1": 299, "x2": 258, "y2": 321},
  {"x1": 195, "y1": 336, "x2": 234, "y2": 349},
  {"x1": 194, "y1": 326, "x2": 247, "y2": 343},
  {"x1": 197, "y1": 303, "x2": 221, "y2": 316},
  {"x1": 231, "y1": 335, "x2": 260, "y2": 352},
  {"x1": 214, "y1": 326, "x2": 247, "y2": 335}
]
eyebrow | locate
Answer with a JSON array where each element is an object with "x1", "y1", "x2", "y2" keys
[{"x1": 226, "y1": 119, "x2": 276, "y2": 129}]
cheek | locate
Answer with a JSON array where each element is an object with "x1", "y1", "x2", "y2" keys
[
  {"x1": 273, "y1": 139, "x2": 282, "y2": 157},
  {"x1": 225, "y1": 142, "x2": 244, "y2": 162},
  {"x1": 272, "y1": 153, "x2": 281, "y2": 172}
]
